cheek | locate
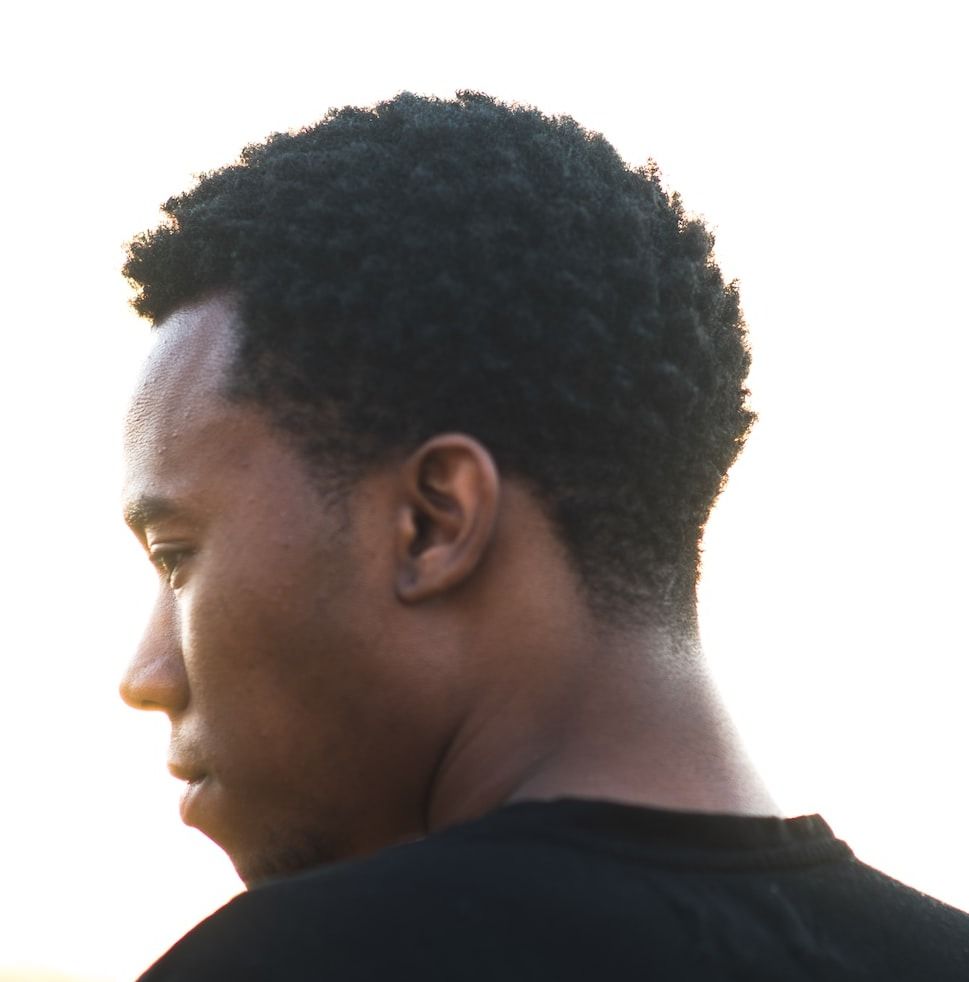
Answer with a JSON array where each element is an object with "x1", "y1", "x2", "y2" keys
[
  {"x1": 178, "y1": 564, "x2": 363, "y2": 753},
  {"x1": 177, "y1": 527, "x2": 449, "y2": 800}
]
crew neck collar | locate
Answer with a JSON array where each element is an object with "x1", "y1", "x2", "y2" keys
[{"x1": 449, "y1": 796, "x2": 854, "y2": 870}]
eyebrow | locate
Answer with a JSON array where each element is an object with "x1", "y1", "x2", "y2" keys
[{"x1": 123, "y1": 494, "x2": 181, "y2": 536}]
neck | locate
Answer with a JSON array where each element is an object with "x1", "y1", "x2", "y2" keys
[{"x1": 423, "y1": 615, "x2": 780, "y2": 833}]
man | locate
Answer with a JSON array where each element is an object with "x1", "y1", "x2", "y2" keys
[{"x1": 120, "y1": 91, "x2": 969, "y2": 979}]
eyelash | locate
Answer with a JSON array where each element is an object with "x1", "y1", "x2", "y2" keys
[{"x1": 149, "y1": 547, "x2": 189, "y2": 586}]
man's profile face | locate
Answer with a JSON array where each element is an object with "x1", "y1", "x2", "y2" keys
[{"x1": 120, "y1": 295, "x2": 456, "y2": 884}]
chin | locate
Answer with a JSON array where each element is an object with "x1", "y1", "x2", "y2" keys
[{"x1": 231, "y1": 834, "x2": 347, "y2": 889}]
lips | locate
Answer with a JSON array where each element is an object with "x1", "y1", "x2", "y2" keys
[
  {"x1": 166, "y1": 757, "x2": 211, "y2": 829},
  {"x1": 167, "y1": 758, "x2": 205, "y2": 783},
  {"x1": 177, "y1": 774, "x2": 210, "y2": 828}
]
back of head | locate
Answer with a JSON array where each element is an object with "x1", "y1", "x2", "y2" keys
[{"x1": 123, "y1": 90, "x2": 753, "y2": 625}]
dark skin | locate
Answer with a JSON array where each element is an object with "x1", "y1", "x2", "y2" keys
[{"x1": 121, "y1": 293, "x2": 778, "y2": 887}]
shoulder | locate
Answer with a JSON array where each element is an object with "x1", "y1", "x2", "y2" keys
[
  {"x1": 137, "y1": 815, "x2": 969, "y2": 981},
  {"x1": 137, "y1": 819, "x2": 674, "y2": 980},
  {"x1": 137, "y1": 831, "x2": 546, "y2": 980},
  {"x1": 828, "y1": 858, "x2": 969, "y2": 940}
]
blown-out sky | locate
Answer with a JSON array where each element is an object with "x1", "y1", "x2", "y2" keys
[{"x1": 1, "y1": 2, "x2": 966, "y2": 979}]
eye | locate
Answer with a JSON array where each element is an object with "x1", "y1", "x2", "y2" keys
[{"x1": 148, "y1": 546, "x2": 191, "y2": 587}]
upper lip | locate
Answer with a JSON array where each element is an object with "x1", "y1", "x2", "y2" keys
[{"x1": 167, "y1": 759, "x2": 205, "y2": 783}]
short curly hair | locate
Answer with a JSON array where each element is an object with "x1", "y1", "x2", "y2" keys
[{"x1": 123, "y1": 90, "x2": 754, "y2": 624}]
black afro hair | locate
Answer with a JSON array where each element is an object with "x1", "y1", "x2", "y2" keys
[{"x1": 123, "y1": 90, "x2": 755, "y2": 623}]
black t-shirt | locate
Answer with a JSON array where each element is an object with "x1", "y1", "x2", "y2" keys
[{"x1": 139, "y1": 798, "x2": 969, "y2": 979}]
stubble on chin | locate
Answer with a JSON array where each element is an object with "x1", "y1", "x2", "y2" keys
[{"x1": 235, "y1": 829, "x2": 352, "y2": 889}]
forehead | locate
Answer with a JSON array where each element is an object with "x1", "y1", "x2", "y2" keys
[
  {"x1": 123, "y1": 295, "x2": 252, "y2": 503},
  {"x1": 126, "y1": 294, "x2": 237, "y2": 440}
]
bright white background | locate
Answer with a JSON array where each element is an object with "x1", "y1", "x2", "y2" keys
[{"x1": 1, "y1": 2, "x2": 966, "y2": 979}]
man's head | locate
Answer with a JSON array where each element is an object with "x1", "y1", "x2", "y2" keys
[
  {"x1": 123, "y1": 90, "x2": 753, "y2": 623},
  {"x1": 122, "y1": 292, "x2": 594, "y2": 885},
  {"x1": 120, "y1": 91, "x2": 755, "y2": 884}
]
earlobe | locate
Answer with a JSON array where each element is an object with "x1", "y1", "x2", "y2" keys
[{"x1": 394, "y1": 435, "x2": 500, "y2": 604}]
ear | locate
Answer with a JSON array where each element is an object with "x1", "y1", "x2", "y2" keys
[{"x1": 394, "y1": 434, "x2": 501, "y2": 604}]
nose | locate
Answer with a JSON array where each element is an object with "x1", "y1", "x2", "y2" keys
[{"x1": 119, "y1": 590, "x2": 189, "y2": 714}]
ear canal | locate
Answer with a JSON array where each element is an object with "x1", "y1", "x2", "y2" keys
[{"x1": 410, "y1": 510, "x2": 433, "y2": 557}]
